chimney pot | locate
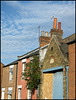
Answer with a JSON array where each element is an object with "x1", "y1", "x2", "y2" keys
[
  {"x1": 53, "y1": 18, "x2": 57, "y2": 29},
  {"x1": 58, "y1": 22, "x2": 61, "y2": 30},
  {"x1": 49, "y1": 32, "x2": 51, "y2": 37},
  {"x1": 41, "y1": 31, "x2": 44, "y2": 36},
  {"x1": 45, "y1": 32, "x2": 48, "y2": 37}
]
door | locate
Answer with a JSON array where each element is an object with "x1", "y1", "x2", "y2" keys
[
  {"x1": 43, "y1": 73, "x2": 53, "y2": 99},
  {"x1": 53, "y1": 71, "x2": 63, "y2": 99}
]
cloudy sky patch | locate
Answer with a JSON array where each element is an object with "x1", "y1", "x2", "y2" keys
[{"x1": 1, "y1": 1, "x2": 75, "y2": 65}]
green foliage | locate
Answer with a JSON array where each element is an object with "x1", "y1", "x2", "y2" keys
[{"x1": 23, "y1": 55, "x2": 41, "y2": 91}]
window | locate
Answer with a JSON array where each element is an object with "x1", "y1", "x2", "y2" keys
[
  {"x1": 22, "y1": 59, "x2": 26, "y2": 73},
  {"x1": 8, "y1": 87, "x2": 12, "y2": 99},
  {"x1": 22, "y1": 63, "x2": 26, "y2": 73},
  {"x1": 51, "y1": 47, "x2": 53, "y2": 51},
  {"x1": 2, "y1": 88, "x2": 5, "y2": 99},
  {"x1": 18, "y1": 85, "x2": 22, "y2": 99},
  {"x1": 9, "y1": 65, "x2": 14, "y2": 81},
  {"x1": 18, "y1": 88, "x2": 21, "y2": 99},
  {"x1": 27, "y1": 89, "x2": 31, "y2": 99}
]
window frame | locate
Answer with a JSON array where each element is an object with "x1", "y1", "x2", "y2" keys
[
  {"x1": 8, "y1": 87, "x2": 12, "y2": 99},
  {"x1": 1, "y1": 88, "x2": 5, "y2": 99},
  {"x1": 9, "y1": 65, "x2": 14, "y2": 81}
]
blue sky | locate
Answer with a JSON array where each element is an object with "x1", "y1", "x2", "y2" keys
[{"x1": 1, "y1": 1, "x2": 75, "y2": 65}]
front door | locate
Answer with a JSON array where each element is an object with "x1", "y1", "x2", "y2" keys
[{"x1": 53, "y1": 71, "x2": 63, "y2": 99}]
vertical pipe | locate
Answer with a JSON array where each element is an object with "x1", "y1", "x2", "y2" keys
[
  {"x1": 66, "y1": 66, "x2": 68, "y2": 99},
  {"x1": 37, "y1": 85, "x2": 39, "y2": 99},
  {"x1": 15, "y1": 63, "x2": 18, "y2": 99}
]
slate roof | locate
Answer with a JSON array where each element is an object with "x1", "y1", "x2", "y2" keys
[
  {"x1": 4, "y1": 33, "x2": 75, "y2": 67},
  {"x1": 3, "y1": 60, "x2": 18, "y2": 67},
  {"x1": 62, "y1": 33, "x2": 75, "y2": 43},
  {"x1": 56, "y1": 33, "x2": 75, "y2": 58}
]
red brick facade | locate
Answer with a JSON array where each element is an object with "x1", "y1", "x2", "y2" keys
[
  {"x1": 39, "y1": 36, "x2": 51, "y2": 47},
  {"x1": 0, "y1": 62, "x2": 4, "y2": 98},
  {"x1": 17, "y1": 58, "x2": 37, "y2": 99},
  {"x1": 68, "y1": 42, "x2": 75, "y2": 99}
]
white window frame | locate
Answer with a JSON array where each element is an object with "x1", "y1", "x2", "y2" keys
[
  {"x1": 18, "y1": 85, "x2": 22, "y2": 99},
  {"x1": 22, "y1": 63, "x2": 26, "y2": 73},
  {"x1": 1, "y1": 88, "x2": 5, "y2": 99},
  {"x1": 27, "y1": 89, "x2": 31, "y2": 99},
  {"x1": 22, "y1": 59, "x2": 26, "y2": 73},
  {"x1": 8, "y1": 87, "x2": 12, "y2": 99},
  {"x1": 9, "y1": 65, "x2": 14, "y2": 81}
]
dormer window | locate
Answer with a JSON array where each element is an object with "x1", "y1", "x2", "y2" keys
[{"x1": 9, "y1": 65, "x2": 14, "y2": 81}]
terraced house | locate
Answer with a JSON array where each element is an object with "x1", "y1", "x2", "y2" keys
[
  {"x1": 1, "y1": 18, "x2": 75, "y2": 99},
  {"x1": 1, "y1": 60, "x2": 18, "y2": 99}
]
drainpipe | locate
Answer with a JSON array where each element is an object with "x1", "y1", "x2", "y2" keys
[
  {"x1": 66, "y1": 66, "x2": 69, "y2": 99},
  {"x1": 15, "y1": 64, "x2": 18, "y2": 99},
  {"x1": 37, "y1": 85, "x2": 39, "y2": 99}
]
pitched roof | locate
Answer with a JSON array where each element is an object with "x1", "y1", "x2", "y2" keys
[
  {"x1": 62, "y1": 33, "x2": 75, "y2": 43},
  {"x1": 3, "y1": 60, "x2": 18, "y2": 67},
  {"x1": 18, "y1": 47, "x2": 39, "y2": 60},
  {"x1": 4, "y1": 33, "x2": 75, "y2": 67}
]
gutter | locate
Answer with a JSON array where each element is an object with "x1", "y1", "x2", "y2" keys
[
  {"x1": 67, "y1": 39, "x2": 76, "y2": 45},
  {"x1": 18, "y1": 44, "x2": 49, "y2": 60},
  {"x1": 66, "y1": 66, "x2": 69, "y2": 99},
  {"x1": 15, "y1": 64, "x2": 18, "y2": 99}
]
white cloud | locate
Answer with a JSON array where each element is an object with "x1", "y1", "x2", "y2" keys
[{"x1": 1, "y1": 1, "x2": 75, "y2": 65}]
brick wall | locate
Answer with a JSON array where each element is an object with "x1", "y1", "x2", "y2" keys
[
  {"x1": 39, "y1": 36, "x2": 51, "y2": 47},
  {"x1": 0, "y1": 62, "x2": 4, "y2": 98},
  {"x1": 68, "y1": 43, "x2": 75, "y2": 99},
  {"x1": 17, "y1": 58, "x2": 37, "y2": 99},
  {"x1": 1, "y1": 64, "x2": 17, "y2": 99}
]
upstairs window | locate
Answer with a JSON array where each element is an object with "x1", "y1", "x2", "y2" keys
[
  {"x1": 22, "y1": 62, "x2": 26, "y2": 73},
  {"x1": 22, "y1": 59, "x2": 26, "y2": 79},
  {"x1": 22, "y1": 59, "x2": 26, "y2": 73},
  {"x1": 8, "y1": 87, "x2": 12, "y2": 99},
  {"x1": 9, "y1": 65, "x2": 14, "y2": 81}
]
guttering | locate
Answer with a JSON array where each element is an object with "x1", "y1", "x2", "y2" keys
[
  {"x1": 43, "y1": 66, "x2": 63, "y2": 72},
  {"x1": 67, "y1": 39, "x2": 76, "y2": 44},
  {"x1": 18, "y1": 48, "x2": 39, "y2": 60},
  {"x1": 40, "y1": 44, "x2": 49, "y2": 49},
  {"x1": 18, "y1": 44, "x2": 49, "y2": 60},
  {"x1": 3, "y1": 60, "x2": 18, "y2": 67}
]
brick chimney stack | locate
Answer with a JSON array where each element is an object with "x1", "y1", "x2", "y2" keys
[
  {"x1": 50, "y1": 18, "x2": 63, "y2": 39},
  {"x1": 53, "y1": 18, "x2": 57, "y2": 29},
  {"x1": 39, "y1": 31, "x2": 51, "y2": 47},
  {"x1": 39, "y1": 18, "x2": 63, "y2": 47}
]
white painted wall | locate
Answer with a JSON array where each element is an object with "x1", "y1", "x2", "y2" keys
[{"x1": 40, "y1": 47, "x2": 47, "y2": 62}]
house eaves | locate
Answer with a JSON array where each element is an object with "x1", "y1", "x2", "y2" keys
[{"x1": 3, "y1": 60, "x2": 18, "y2": 67}]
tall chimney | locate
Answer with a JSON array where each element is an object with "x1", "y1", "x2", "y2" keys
[
  {"x1": 41, "y1": 31, "x2": 44, "y2": 36},
  {"x1": 45, "y1": 32, "x2": 48, "y2": 37},
  {"x1": 58, "y1": 22, "x2": 61, "y2": 30},
  {"x1": 53, "y1": 18, "x2": 57, "y2": 29}
]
